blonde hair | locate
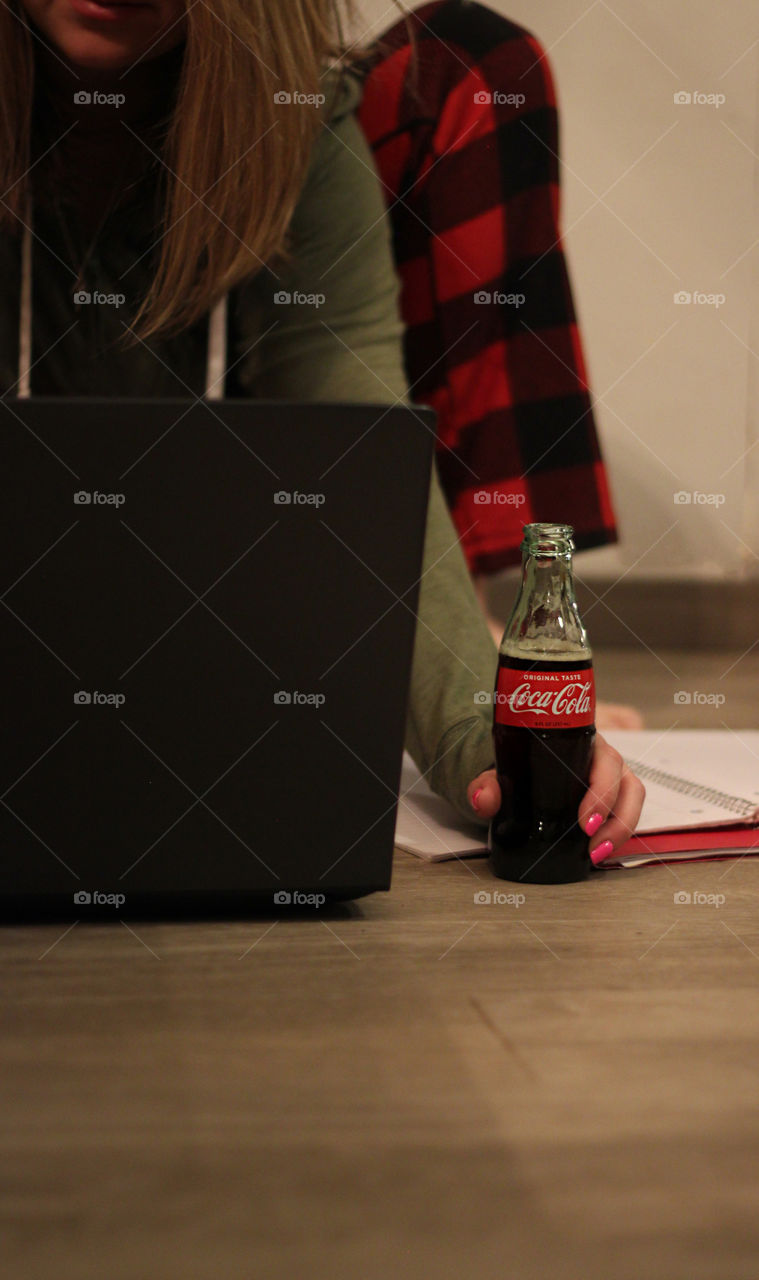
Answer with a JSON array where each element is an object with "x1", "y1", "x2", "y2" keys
[{"x1": 0, "y1": 0, "x2": 411, "y2": 341}]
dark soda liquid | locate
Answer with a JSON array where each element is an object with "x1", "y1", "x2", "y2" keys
[{"x1": 488, "y1": 656, "x2": 595, "y2": 885}]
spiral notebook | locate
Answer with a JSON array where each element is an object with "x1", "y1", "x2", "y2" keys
[{"x1": 395, "y1": 730, "x2": 759, "y2": 868}]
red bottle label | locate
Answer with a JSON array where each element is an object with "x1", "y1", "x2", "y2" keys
[{"x1": 494, "y1": 664, "x2": 596, "y2": 730}]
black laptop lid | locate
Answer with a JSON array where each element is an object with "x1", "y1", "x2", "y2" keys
[{"x1": 0, "y1": 399, "x2": 435, "y2": 916}]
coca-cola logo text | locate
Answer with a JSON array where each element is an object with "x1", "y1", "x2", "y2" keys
[
  {"x1": 494, "y1": 665, "x2": 596, "y2": 729},
  {"x1": 497, "y1": 680, "x2": 593, "y2": 718}
]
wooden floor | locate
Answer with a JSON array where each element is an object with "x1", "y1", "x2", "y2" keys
[{"x1": 3, "y1": 649, "x2": 759, "y2": 1280}]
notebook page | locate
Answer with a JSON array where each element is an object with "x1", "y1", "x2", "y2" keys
[
  {"x1": 395, "y1": 754, "x2": 487, "y2": 860},
  {"x1": 603, "y1": 730, "x2": 759, "y2": 832}
]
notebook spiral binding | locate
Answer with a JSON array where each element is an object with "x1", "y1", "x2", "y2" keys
[{"x1": 625, "y1": 758, "x2": 757, "y2": 820}]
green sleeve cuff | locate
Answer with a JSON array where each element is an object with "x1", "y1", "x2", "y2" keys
[{"x1": 427, "y1": 714, "x2": 495, "y2": 830}]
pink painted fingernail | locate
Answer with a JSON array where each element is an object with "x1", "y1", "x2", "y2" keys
[
  {"x1": 585, "y1": 812, "x2": 604, "y2": 836},
  {"x1": 471, "y1": 788, "x2": 483, "y2": 811},
  {"x1": 590, "y1": 840, "x2": 614, "y2": 866}
]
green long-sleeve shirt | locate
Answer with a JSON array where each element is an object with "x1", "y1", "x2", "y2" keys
[{"x1": 0, "y1": 66, "x2": 498, "y2": 822}]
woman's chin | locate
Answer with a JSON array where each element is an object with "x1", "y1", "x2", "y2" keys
[
  {"x1": 41, "y1": 9, "x2": 184, "y2": 74},
  {"x1": 51, "y1": 31, "x2": 142, "y2": 71}
]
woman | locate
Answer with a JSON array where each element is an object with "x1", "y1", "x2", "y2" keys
[{"x1": 0, "y1": 0, "x2": 644, "y2": 861}]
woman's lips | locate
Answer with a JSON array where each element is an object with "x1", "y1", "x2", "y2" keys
[{"x1": 68, "y1": 0, "x2": 152, "y2": 21}]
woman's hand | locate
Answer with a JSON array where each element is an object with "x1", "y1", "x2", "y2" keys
[{"x1": 466, "y1": 732, "x2": 645, "y2": 864}]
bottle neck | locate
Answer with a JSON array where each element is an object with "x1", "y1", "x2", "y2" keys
[
  {"x1": 522, "y1": 549, "x2": 575, "y2": 605},
  {"x1": 500, "y1": 549, "x2": 591, "y2": 658}
]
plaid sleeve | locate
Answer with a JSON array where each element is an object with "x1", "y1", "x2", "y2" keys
[{"x1": 357, "y1": 0, "x2": 618, "y2": 574}]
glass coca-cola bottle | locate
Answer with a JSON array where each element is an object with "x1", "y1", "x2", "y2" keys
[{"x1": 489, "y1": 523, "x2": 596, "y2": 884}]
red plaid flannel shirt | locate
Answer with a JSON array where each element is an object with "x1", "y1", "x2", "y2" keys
[{"x1": 356, "y1": 0, "x2": 618, "y2": 575}]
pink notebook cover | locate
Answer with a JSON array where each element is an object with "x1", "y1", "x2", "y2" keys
[{"x1": 608, "y1": 825, "x2": 759, "y2": 864}]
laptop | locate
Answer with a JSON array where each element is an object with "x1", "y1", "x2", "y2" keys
[{"x1": 0, "y1": 398, "x2": 435, "y2": 918}]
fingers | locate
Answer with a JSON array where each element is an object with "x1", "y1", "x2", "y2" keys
[
  {"x1": 467, "y1": 768, "x2": 501, "y2": 819},
  {"x1": 587, "y1": 765, "x2": 646, "y2": 860},
  {"x1": 578, "y1": 732, "x2": 623, "y2": 831},
  {"x1": 578, "y1": 733, "x2": 646, "y2": 862}
]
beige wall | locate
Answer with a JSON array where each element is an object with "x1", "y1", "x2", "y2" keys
[{"x1": 350, "y1": 1, "x2": 759, "y2": 582}]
